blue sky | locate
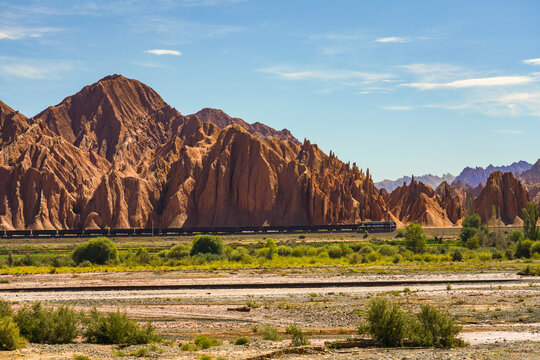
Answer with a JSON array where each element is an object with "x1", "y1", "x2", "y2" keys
[{"x1": 1, "y1": 0, "x2": 539, "y2": 181}]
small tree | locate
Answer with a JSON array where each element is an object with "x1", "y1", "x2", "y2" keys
[
  {"x1": 0, "y1": 316, "x2": 24, "y2": 350},
  {"x1": 412, "y1": 305, "x2": 462, "y2": 348},
  {"x1": 190, "y1": 235, "x2": 224, "y2": 256},
  {"x1": 366, "y1": 299, "x2": 408, "y2": 347},
  {"x1": 72, "y1": 237, "x2": 118, "y2": 265},
  {"x1": 405, "y1": 223, "x2": 427, "y2": 254},
  {"x1": 522, "y1": 202, "x2": 539, "y2": 240}
]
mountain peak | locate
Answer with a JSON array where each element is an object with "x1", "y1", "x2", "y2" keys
[
  {"x1": 190, "y1": 108, "x2": 300, "y2": 145},
  {"x1": 33, "y1": 75, "x2": 183, "y2": 164}
]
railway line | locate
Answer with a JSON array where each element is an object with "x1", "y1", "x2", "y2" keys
[
  {"x1": 0, "y1": 221, "x2": 396, "y2": 238},
  {"x1": 0, "y1": 277, "x2": 522, "y2": 293}
]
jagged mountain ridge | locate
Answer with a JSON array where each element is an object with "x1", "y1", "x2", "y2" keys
[
  {"x1": 0, "y1": 75, "x2": 389, "y2": 230},
  {"x1": 375, "y1": 173, "x2": 455, "y2": 193},
  {"x1": 188, "y1": 108, "x2": 300, "y2": 145},
  {"x1": 452, "y1": 161, "x2": 532, "y2": 188},
  {"x1": 0, "y1": 75, "x2": 535, "y2": 229}
]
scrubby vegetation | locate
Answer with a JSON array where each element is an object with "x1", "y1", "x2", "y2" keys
[
  {"x1": 361, "y1": 299, "x2": 463, "y2": 348},
  {"x1": 260, "y1": 324, "x2": 283, "y2": 341},
  {"x1": 285, "y1": 324, "x2": 309, "y2": 346},
  {"x1": 1, "y1": 211, "x2": 539, "y2": 276},
  {"x1": 72, "y1": 237, "x2": 119, "y2": 265},
  {"x1": 15, "y1": 302, "x2": 78, "y2": 344},
  {"x1": 83, "y1": 308, "x2": 160, "y2": 345},
  {"x1": 0, "y1": 300, "x2": 161, "y2": 350}
]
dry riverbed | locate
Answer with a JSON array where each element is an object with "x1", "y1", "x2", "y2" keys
[{"x1": 0, "y1": 268, "x2": 539, "y2": 359}]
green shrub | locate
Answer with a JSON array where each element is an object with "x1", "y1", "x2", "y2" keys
[
  {"x1": 298, "y1": 234, "x2": 306, "y2": 239},
  {"x1": 134, "y1": 248, "x2": 151, "y2": 265},
  {"x1": 378, "y1": 244, "x2": 397, "y2": 257},
  {"x1": 167, "y1": 244, "x2": 190, "y2": 259},
  {"x1": 83, "y1": 309, "x2": 160, "y2": 345},
  {"x1": 411, "y1": 305, "x2": 462, "y2": 348},
  {"x1": 191, "y1": 235, "x2": 224, "y2": 256},
  {"x1": 129, "y1": 348, "x2": 148, "y2": 357},
  {"x1": 0, "y1": 300, "x2": 13, "y2": 318},
  {"x1": 261, "y1": 324, "x2": 283, "y2": 341},
  {"x1": 229, "y1": 247, "x2": 249, "y2": 262},
  {"x1": 0, "y1": 316, "x2": 24, "y2": 350},
  {"x1": 515, "y1": 239, "x2": 534, "y2": 258},
  {"x1": 291, "y1": 246, "x2": 307, "y2": 257},
  {"x1": 405, "y1": 223, "x2": 427, "y2": 253},
  {"x1": 285, "y1": 324, "x2": 308, "y2": 346},
  {"x1": 465, "y1": 236, "x2": 479, "y2": 250},
  {"x1": 509, "y1": 230, "x2": 525, "y2": 242},
  {"x1": 73, "y1": 355, "x2": 91, "y2": 360},
  {"x1": 193, "y1": 335, "x2": 221, "y2": 349},
  {"x1": 199, "y1": 355, "x2": 212, "y2": 360},
  {"x1": 277, "y1": 246, "x2": 292, "y2": 257},
  {"x1": 327, "y1": 245, "x2": 342, "y2": 259},
  {"x1": 366, "y1": 299, "x2": 408, "y2": 347},
  {"x1": 234, "y1": 336, "x2": 250, "y2": 345},
  {"x1": 478, "y1": 252, "x2": 492, "y2": 261},
  {"x1": 15, "y1": 303, "x2": 78, "y2": 344},
  {"x1": 531, "y1": 241, "x2": 540, "y2": 255},
  {"x1": 72, "y1": 237, "x2": 118, "y2": 265},
  {"x1": 451, "y1": 251, "x2": 463, "y2": 262},
  {"x1": 180, "y1": 342, "x2": 196, "y2": 351}
]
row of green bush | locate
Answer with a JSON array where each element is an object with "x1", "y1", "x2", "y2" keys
[{"x1": 0, "y1": 301, "x2": 159, "y2": 350}]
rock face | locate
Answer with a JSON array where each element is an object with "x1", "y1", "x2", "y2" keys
[
  {"x1": 375, "y1": 173, "x2": 455, "y2": 193},
  {"x1": 0, "y1": 75, "x2": 389, "y2": 230},
  {"x1": 0, "y1": 100, "x2": 32, "y2": 147},
  {"x1": 1, "y1": 75, "x2": 533, "y2": 229},
  {"x1": 519, "y1": 159, "x2": 540, "y2": 184},
  {"x1": 453, "y1": 161, "x2": 532, "y2": 188},
  {"x1": 384, "y1": 177, "x2": 461, "y2": 227},
  {"x1": 190, "y1": 108, "x2": 300, "y2": 145},
  {"x1": 33, "y1": 75, "x2": 185, "y2": 167},
  {"x1": 474, "y1": 171, "x2": 529, "y2": 225}
]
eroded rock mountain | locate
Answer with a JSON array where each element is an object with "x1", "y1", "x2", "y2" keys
[
  {"x1": 0, "y1": 75, "x2": 535, "y2": 229},
  {"x1": 474, "y1": 171, "x2": 529, "y2": 225},
  {"x1": 0, "y1": 75, "x2": 389, "y2": 230}
]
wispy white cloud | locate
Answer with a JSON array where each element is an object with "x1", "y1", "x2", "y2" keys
[
  {"x1": 258, "y1": 66, "x2": 391, "y2": 82},
  {"x1": 383, "y1": 105, "x2": 413, "y2": 111},
  {"x1": 493, "y1": 129, "x2": 524, "y2": 135},
  {"x1": 375, "y1": 36, "x2": 408, "y2": 43},
  {"x1": 0, "y1": 27, "x2": 61, "y2": 40},
  {"x1": 523, "y1": 58, "x2": 540, "y2": 66},
  {"x1": 144, "y1": 49, "x2": 182, "y2": 56},
  {"x1": 0, "y1": 56, "x2": 73, "y2": 79},
  {"x1": 403, "y1": 75, "x2": 536, "y2": 90},
  {"x1": 133, "y1": 17, "x2": 243, "y2": 44},
  {"x1": 180, "y1": 0, "x2": 247, "y2": 6}
]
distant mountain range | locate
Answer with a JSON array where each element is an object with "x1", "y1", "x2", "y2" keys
[
  {"x1": 376, "y1": 160, "x2": 534, "y2": 192},
  {"x1": 452, "y1": 161, "x2": 532, "y2": 188},
  {"x1": 375, "y1": 174, "x2": 455, "y2": 193}
]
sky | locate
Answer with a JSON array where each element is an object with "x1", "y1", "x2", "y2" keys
[{"x1": 1, "y1": 0, "x2": 539, "y2": 181}]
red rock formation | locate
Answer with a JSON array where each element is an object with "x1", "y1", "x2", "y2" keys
[
  {"x1": 0, "y1": 75, "x2": 391, "y2": 229},
  {"x1": 385, "y1": 177, "x2": 460, "y2": 226},
  {"x1": 33, "y1": 74, "x2": 184, "y2": 167},
  {"x1": 190, "y1": 108, "x2": 300, "y2": 145},
  {"x1": 436, "y1": 181, "x2": 465, "y2": 224},
  {"x1": 0, "y1": 100, "x2": 32, "y2": 147},
  {"x1": 474, "y1": 171, "x2": 529, "y2": 225}
]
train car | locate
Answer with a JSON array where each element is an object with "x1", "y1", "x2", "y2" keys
[{"x1": 0, "y1": 221, "x2": 397, "y2": 238}]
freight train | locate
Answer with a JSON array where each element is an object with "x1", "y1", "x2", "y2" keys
[{"x1": 0, "y1": 221, "x2": 396, "y2": 238}]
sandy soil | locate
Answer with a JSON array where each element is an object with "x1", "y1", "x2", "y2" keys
[{"x1": 1, "y1": 269, "x2": 539, "y2": 359}]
